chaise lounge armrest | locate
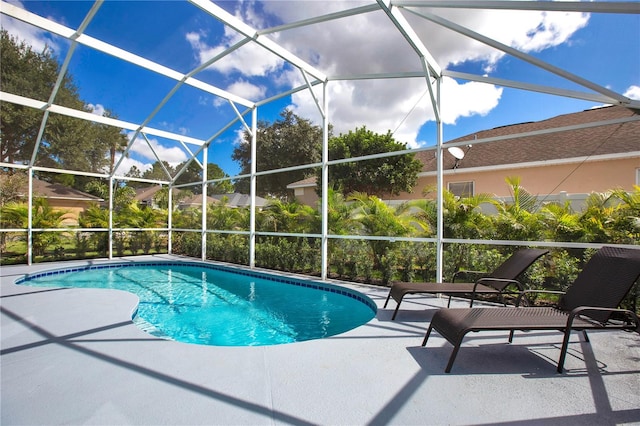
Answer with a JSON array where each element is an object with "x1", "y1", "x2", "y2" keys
[
  {"x1": 452, "y1": 270, "x2": 488, "y2": 282},
  {"x1": 567, "y1": 305, "x2": 640, "y2": 329}
]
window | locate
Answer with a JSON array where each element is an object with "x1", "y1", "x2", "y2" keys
[
  {"x1": 448, "y1": 181, "x2": 474, "y2": 198},
  {"x1": 636, "y1": 168, "x2": 640, "y2": 186}
]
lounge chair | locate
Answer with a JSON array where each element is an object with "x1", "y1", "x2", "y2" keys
[
  {"x1": 384, "y1": 248, "x2": 548, "y2": 320},
  {"x1": 422, "y1": 246, "x2": 640, "y2": 373}
]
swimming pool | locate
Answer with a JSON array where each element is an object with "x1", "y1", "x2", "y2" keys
[{"x1": 17, "y1": 261, "x2": 376, "y2": 346}]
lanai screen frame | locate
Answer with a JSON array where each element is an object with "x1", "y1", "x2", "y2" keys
[{"x1": 1, "y1": 0, "x2": 639, "y2": 279}]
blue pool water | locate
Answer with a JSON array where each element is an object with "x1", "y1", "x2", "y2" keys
[{"x1": 17, "y1": 262, "x2": 376, "y2": 346}]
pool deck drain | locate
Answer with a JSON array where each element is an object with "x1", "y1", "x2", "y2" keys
[{"x1": 2, "y1": 255, "x2": 639, "y2": 425}]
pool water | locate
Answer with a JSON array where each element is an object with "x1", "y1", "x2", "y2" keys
[{"x1": 18, "y1": 262, "x2": 376, "y2": 346}]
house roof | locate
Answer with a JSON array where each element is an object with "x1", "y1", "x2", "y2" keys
[
  {"x1": 179, "y1": 194, "x2": 219, "y2": 207},
  {"x1": 1, "y1": 176, "x2": 103, "y2": 202},
  {"x1": 134, "y1": 186, "x2": 164, "y2": 202},
  {"x1": 416, "y1": 105, "x2": 640, "y2": 172},
  {"x1": 210, "y1": 193, "x2": 268, "y2": 208},
  {"x1": 286, "y1": 176, "x2": 317, "y2": 189}
]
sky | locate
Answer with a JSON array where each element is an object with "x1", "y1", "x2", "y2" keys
[{"x1": 2, "y1": 0, "x2": 639, "y2": 179}]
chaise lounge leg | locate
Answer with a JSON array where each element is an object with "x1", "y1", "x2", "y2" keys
[
  {"x1": 445, "y1": 345, "x2": 461, "y2": 373},
  {"x1": 383, "y1": 292, "x2": 392, "y2": 308},
  {"x1": 391, "y1": 302, "x2": 402, "y2": 320},
  {"x1": 421, "y1": 324, "x2": 433, "y2": 346},
  {"x1": 557, "y1": 328, "x2": 573, "y2": 373}
]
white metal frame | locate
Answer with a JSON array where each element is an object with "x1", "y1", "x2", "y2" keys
[{"x1": 1, "y1": 1, "x2": 639, "y2": 278}]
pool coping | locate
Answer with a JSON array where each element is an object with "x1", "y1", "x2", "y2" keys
[{"x1": 15, "y1": 258, "x2": 378, "y2": 314}]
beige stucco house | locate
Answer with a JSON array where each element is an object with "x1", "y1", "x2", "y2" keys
[
  {"x1": 1, "y1": 177, "x2": 104, "y2": 226},
  {"x1": 288, "y1": 105, "x2": 640, "y2": 211}
]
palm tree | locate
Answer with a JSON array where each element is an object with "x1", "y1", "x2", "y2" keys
[
  {"x1": 121, "y1": 203, "x2": 166, "y2": 254},
  {"x1": 540, "y1": 201, "x2": 584, "y2": 242},
  {"x1": 1, "y1": 198, "x2": 69, "y2": 256},
  {"x1": 259, "y1": 198, "x2": 319, "y2": 234},
  {"x1": 78, "y1": 203, "x2": 111, "y2": 255},
  {"x1": 207, "y1": 196, "x2": 244, "y2": 231},
  {"x1": 325, "y1": 188, "x2": 355, "y2": 235},
  {"x1": 578, "y1": 191, "x2": 617, "y2": 243},
  {"x1": 491, "y1": 176, "x2": 544, "y2": 241},
  {"x1": 609, "y1": 185, "x2": 640, "y2": 244},
  {"x1": 347, "y1": 192, "x2": 427, "y2": 267}
]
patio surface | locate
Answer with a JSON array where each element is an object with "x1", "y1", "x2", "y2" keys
[{"x1": 2, "y1": 255, "x2": 639, "y2": 425}]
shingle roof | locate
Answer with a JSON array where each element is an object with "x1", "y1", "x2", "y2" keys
[
  {"x1": 1, "y1": 177, "x2": 103, "y2": 202},
  {"x1": 287, "y1": 176, "x2": 317, "y2": 188},
  {"x1": 134, "y1": 186, "x2": 163, "y2": 202},
  {"x1": 179, "y1": 194, "x2": 219, "y2": 207},
  {"x1": 416, "y1": 105, "x2": 640, "y2": 172},
  {"x1": 210, "y1": 193, "x2": 268, "y2": 208}
]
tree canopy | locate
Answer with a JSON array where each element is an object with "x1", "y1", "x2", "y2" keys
[
  {"x1": 0, "y1": 30, "x2": 128, "y2": 182},
  {"x1": 321, "y1": 127, "x2": 422, "y2": 196},
  {"x1": 232, "y1": 109, "x2": 324, "y2": 198}
]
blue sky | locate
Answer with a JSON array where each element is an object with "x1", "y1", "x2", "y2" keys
[{"x1": 2, "y1": 1, "x2": 639, "y2": 178}]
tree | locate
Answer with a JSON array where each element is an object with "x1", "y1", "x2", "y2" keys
[
  {"x1": 0, "y1": 198, "x2": 69, "y2": 256},
  {"x1": 174, "y1": 161, "x2": 234, "y2": 194},
  {"x1": 206, "y1": 163, "x2": 235, "y2": 194},
  {"x1": 142, "y1": 161, "x2": 175, "y2": 182},
  {"x1": 347, "y1": 192, "x2": 428, "y2": 267},
  {"x1": 491, "y1": 176, "x2": 544, "y2": 241},
  {"x1": 0, "y1": 30, "x2": 67, "y2": 164},
  {"x1": 84, "y1": 180, "x2": 135, "y2": 212},
  {"x1": 321, "y1": 127, "x2": 422, "y2": 196},
  {"x1": 232, "y1": 109, "x2": 324, "y2": 198},
  {"x1": 258, "y1": 199, "x2": 319, "y2": 233},
  {"x1": 96, "y1": 109, "x2": 129, "y2": 174},
  {"x1": 1, "y1": 30, "x2": 130, "y2": 181},
  {"x1": 609, "y1": 185, "x2": 640, "y2": 244},
  {"x1": 174, "y1": 160, "x2": 203, "y2": 192},
  {"x1": 0, "y1": 172, "x2": 27, "y2": 208}
]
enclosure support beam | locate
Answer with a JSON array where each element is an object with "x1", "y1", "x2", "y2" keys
[
  {"x1": 108, "y1": 177, "x2": 114, "y2": 259},
  {"x1": 321, "y1": 82, "x2": 330, "y2": 281},
  {"x1": 201, "y1": 149, "x2": 208, "y2": 262},
  {"x1": 435, "y1": 77, "x2": 444, "y2": 283},
  {"x1": 249, "y1": 108, "x2": 258, "y2": 269},
  {"x1": 26, "y1": 170, "x2": 33, "y2": 265},
  {"x1": 168, "y1": 186, "x2": 173, "y2": 255}
]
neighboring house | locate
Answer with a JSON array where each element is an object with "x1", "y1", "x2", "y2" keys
[
  {"x1": 134, "y1": 186, "x2": 164, "y2": 208},
  {"x1": 287, "y1": 177, "x2": 318, "y2": 207},
  {"x1": 134, "y1": 186, "x2": 268, "y2": 210},
  {"x1": 0, "y1": 177, "x2": 103, "y2": 226},
  {"x1": 288, "y1": 105, "x2": 640, "y2": 211}
]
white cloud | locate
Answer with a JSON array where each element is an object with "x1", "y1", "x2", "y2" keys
[
  {"x1": 87, "y1": 103, "x2": 106, "y2": 117},
  {"x1": 417, "y1": 8, "x2": 589, "y2": 71},
  {"x1": 124, "y1": 133, "x2": 189, "y2": 169},
  {"x1": 239, "y1": 2, "x2": 585, "y2": 146},
  {"x1": 1, "y1": 1, "x2": 60, "y2": 53},
  {"x1": 624, "y1": 85, "x2": 640, "y2": 100},
  {"x1": 440, "y1": 78, "x2": 503, "y2": 125},
  {"x1": 213, "y1": 79, "x2": 267, "y2": 106},
  {"x1": 186, "y1": 27, "x2": 284, "y2": 77},
  {"x1": 291, "y1": 76, "x2": 502, "y2": 148},
  {"x1": 113, "y1": 155, "x2": 152, "y2": 176}
]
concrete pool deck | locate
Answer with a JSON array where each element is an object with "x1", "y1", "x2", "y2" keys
[{"x1": 2, "y1": 255, "x2": 639, "y2": 425}]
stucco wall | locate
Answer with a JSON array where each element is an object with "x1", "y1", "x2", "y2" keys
[
  {"x1": 386, "y1": 157, "x2": 640, "y2": 200},
  {"x1": 293, "y1": 156, "x2": 640, "y2": 209}
]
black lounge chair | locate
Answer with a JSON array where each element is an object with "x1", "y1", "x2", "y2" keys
[
  {"x1": 384, "y1": 248, "x2": 548, "y2": 320},
  {"x1": 422, "y1": 246, "x2": 640, "y2": 373}
]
